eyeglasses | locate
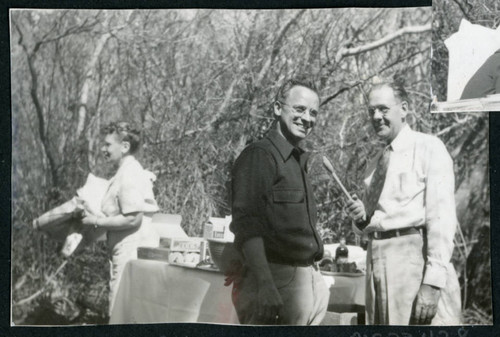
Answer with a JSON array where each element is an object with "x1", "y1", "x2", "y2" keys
[
  {"x1": 278, "y1": 101, "x2": 319, "y2": 118},
  {"x1": 367, "y1": 104, "x2": 400, "y2": 116}
]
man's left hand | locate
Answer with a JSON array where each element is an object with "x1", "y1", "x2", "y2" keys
[{"x1": 411, "y1": 284, "x2": 441, "y2": 325}]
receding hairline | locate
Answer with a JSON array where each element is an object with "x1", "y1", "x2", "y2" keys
[
  {"x1": 275, "y1": 77, "x2": 319, "y2": 103},
  {"x1": 369, "y1": 83, "x2": 407, "y2": 104},
  {"x1": 280, "y1": 84, "x2": 319, "y2": 101}
]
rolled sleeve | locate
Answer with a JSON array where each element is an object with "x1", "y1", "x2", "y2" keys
[
  {"x1": 230, "y1": 146, "x2": 275, "y2": 251},
  {"x1": 118, "y1": 178, "x2": 147, "y2": 215},
  {"x1": 423, "y1": 139, "x2": 457, "y2": 288},
  {"x1": 115, "y1": 160, "x2": 159, "y2": 215}
]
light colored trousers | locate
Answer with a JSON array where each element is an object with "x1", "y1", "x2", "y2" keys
[
  {"x1": 108, "y1": 240, "x2": 138, "y2": 316},
  {"x1": 232, "y1": 262, "x2": 330, "y2": 325},
  {"x1": 108, "y1": 216, "x2": 159, "y2": 316},
  {"x1": 366, "y1": 233, "x2": 462, "y2": 325}
]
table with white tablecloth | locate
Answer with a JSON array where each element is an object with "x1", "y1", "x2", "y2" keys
[{"x1": 109, "y1": 259, "x2": 365, "y2": 325}]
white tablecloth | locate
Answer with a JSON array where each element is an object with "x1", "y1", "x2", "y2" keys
[
  {"x1": 110, "y1": 260, "x2": 238, "y2": 324},
  {"x1": 109, "y1": 259, "x2": 365, "y2": 324}
]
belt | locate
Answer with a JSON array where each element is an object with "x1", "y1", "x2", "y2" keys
[
  {"x1": 370, "y1": 227, "x2": 423, "y2": 240},
  {"x1": 267, "y1": 256, "x2": 318, "y2": 269}
]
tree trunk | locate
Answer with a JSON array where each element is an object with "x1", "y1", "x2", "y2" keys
[{"x1": 75, "y1": 31, "x2": 111, "y2": 139}]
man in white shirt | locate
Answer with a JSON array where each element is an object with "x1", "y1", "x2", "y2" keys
[{"x1": 346, "y1": 82, "x2": 462, "y2": 325}]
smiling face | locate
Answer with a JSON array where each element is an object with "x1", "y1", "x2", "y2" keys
[
  {"x1": 368, "y1": 85, "x2": 408, "y2": 144},
  {"x1": 101, "y1": 133, "x2": 130, "y2": 164},
  {"x1": 274, "y1": 85, "x2": 320, "y2": 146}
]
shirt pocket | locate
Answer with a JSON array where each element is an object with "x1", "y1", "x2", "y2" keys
[
  {"x1": 271, "y1": 189, "x2": 308, "y2": 233},
  {"x1": 394, "y1": 171, "x2": 425, "y2": 204}
]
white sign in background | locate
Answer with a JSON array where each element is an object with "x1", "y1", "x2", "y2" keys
[{"x1": 445, "y1": 19, "x2": 500, "y2": 101}]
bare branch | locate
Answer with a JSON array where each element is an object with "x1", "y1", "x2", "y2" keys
[
  {"x1": 77, "y1": 10, "x2": 135, "y2": 139},
  {"x1": 75, "y1": 31, "x2": 112, "y2": 138},
  {"x1": 13, "y1": 20, "x2": 59, "y2": 186},
  {"x1": 322, "y1": 47, "x2": 431, "y2": 106},
  {"x1": 255, "y1": 9, "x2": 306, "y2": 87},
  {"x1": 13, "y1": 260, "x2": 68, "y2": 307},
  {"x1": 452, "y1": 0, "x2": 474, "y2": 22},
  {"x1": 33, "y1": 16, "x2": 98, "y2": 54},
  {"x1": 335, "y1": 23, "x2": 431, "y2": 62},
  {"x1": 355, "y1": 8, "x2": 387, "y2": 34},
  {"x1": 436, "y1": 115, "x2": 471, "y2": 136}
]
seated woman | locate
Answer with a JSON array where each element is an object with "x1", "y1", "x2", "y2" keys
[
  {"x1": 81, "y1": 121, "x2": 159, "y2": 316},
  {"x1": 461, "y1": 49, "x2": 500, "y2": 99}
]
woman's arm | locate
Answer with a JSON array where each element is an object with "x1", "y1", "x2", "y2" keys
[{"x1": 82, "y1": 212, "x2": 142, "y2": 231}]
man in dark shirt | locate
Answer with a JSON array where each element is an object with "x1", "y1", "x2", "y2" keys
[
  {"x1": 229, "y1": 78, "x2": 329, "y2": 325},
  {"x1": 461, "y1": 49, "x2": 500, "y2": 99}
]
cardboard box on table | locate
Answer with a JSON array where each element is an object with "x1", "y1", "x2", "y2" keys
[
  {"x1": 138, "y1": 215, "x2": 237, "y2": 268},
  {"x1": 137, "y1": 213, "x2": 186, "y2": 262},
  {"x1": 138, "y1": 237, "x2": 205, "y2": 264},
  {"x1": 138, "y1": 214, "x2": 207, "y2": 265},
  {"x1": 203, "y1": 216, "x2": 243, "y2": 273},
  {"x1": 203, "y1": 216, "x2": 234, "y2": 242},
  {"x1": 160, "y1": 237, "x2": 204, "y2": 252},
  {"x1": 137, "y1": 247, "x2": 171, "y2": 262}
]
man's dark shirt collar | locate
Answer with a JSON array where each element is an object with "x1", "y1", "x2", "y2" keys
[{"x1": 267, "y1": 129, "x2": 306, "y2": 162}]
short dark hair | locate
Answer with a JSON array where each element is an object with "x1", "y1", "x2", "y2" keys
[
  {"x1": 102, "y1": 121, "x2": 141, "y2": 154},
  {"x1": 370, "y1": 78, "x2": 410, "y2": 105},
  {"x1": 275, "y1": 76, "x2": 319, "y2": 102}
]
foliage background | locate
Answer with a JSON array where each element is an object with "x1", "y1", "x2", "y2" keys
[{"x1": 11, "y1": 7, "x2": 491, "y2": 324}]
